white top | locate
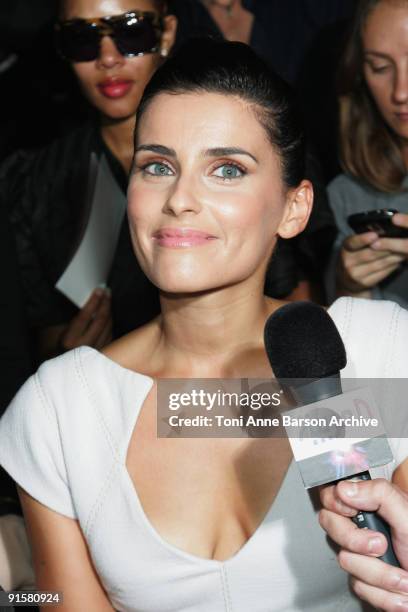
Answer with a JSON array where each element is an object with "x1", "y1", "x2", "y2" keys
[{"x1": 0, "y1": 297, "x2": 408, "y2": 612}]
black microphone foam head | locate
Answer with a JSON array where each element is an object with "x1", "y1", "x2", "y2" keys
[{"x1": 264, "y1": 301, "x2": 347, "y2": 380}]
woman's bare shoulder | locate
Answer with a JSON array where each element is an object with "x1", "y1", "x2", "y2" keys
[{"x1": 102, "y1": 316, "x2": 162, "y2": 377}]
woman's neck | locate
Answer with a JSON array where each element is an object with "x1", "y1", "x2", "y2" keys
[
  {"x1": 100, "y1": 114, "x2": 136, "y2": 174},
  {"x1": 153, "y1": 278, "x2": 279, "y2": 378}
]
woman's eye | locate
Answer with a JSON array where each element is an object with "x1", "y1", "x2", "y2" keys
[
  {"x1": 213, "y1": 164, "x2": 245, "y2": 180},
  {"x1": 143, "y1": 162, "x2": 173, "y2": 176},
  {"x1": 370, "y1": 64, "x2": 390, "y2": 74}
]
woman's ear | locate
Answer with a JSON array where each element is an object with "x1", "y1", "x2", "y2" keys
[
  {"x1": 161, "y1": 14, "x2": 178, "y2": 57},
  {"x1": 277, "y1": 180, "x2": 313, "y2": 239}
]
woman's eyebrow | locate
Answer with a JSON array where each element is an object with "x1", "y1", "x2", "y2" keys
[
  {"x1": 135, "y1": 144, "x2": 258, "y2": 163},
  {"x1": 363, "y1": 51, "x2": 392, "y2": 60},
  {"x1": 135, "y1": 144, "x2": 177, "y2": 156},
  {"x1": 204, "y1": 147, "x2": 258, "y2": 163}
]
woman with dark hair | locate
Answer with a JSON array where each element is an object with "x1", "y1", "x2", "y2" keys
[
  {"x1": 1, "y1": 39, "x2": 408, "y2": 611},
  {"x1": 172, "y1": 0, "x2": 351, "y2": 303},
  {"x1": 0, "y1": 0, "x2": 177, "y2": 364},
  {"x1": 327, "y1": 0, "x2": 408, "y2": 306}
]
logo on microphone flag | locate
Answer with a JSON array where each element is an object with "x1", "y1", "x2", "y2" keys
[{"x1": 283, "y1": 386, "x2": 394, "y2": 488}]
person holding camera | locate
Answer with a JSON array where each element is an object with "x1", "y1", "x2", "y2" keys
[{"x1": 327, "y1": 0, "x2": 408, "y2": 307}]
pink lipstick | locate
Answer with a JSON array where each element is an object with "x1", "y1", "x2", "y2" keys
[
  {"x1": 98, "y1": 79, "x2": 133, "y2": 99},
  {"x1": 152, "y1": 228, "x2": 217, "y2": 248}
]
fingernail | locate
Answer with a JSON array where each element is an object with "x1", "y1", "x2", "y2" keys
[
  {"x1": 398, "y1": 578, "x2": 408, "y2": 593},
  {"x1": 371, "y1": 240, "x2": 381, "y2": 249},
  {"x1": 343, "y1": 482, "x2": 358, "y2": 497},
  {"x1": 368, "y1": 537, "x2": 382, "y2": 553},
  {"x1": 94, "y1": 288, "x2": 104, "y2": 297}
]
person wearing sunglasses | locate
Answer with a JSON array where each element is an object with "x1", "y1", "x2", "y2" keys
[
  {"x1": 55, "y1": 1, "x2": 176, "y2": 170},
  {"x1": 0, "y1": 0, "x2": 177, "y2": 366}
]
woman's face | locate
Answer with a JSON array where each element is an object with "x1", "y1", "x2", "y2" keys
[
  {"x1": 62, "y1": 0, "x2": 176, "y2": 121},
  {"x1": 362, "y1": 0, "x2": 408, "y2": 142},
  {"x1": 128, "y1": 92, "x2": 311, "y2": 294}
]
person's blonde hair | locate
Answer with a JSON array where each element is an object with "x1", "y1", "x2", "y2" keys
[{"x1": 338, "y1": 0, "x2": 406, "y2": 193}]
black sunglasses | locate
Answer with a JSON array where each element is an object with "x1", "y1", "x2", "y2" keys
[{"x1": 55, "y1": 10, "x2": 164, "y2": 62}]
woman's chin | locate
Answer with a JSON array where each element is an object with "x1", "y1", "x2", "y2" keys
[
  {"x1": 94, "y1": 98, "x2": 140, "y2": 123},
  {"x1": 156, "y1": 279, "x2": 215, "y2": 295},
  {"x1": 100, "y1": 107, "x2": 137, "y2": 122},
  {"x1": 148, "y1": 270, "x2": 224, "y2": 296},
  {"x1": 154, "y1": 276, "x2": 252, "y2": 298}
]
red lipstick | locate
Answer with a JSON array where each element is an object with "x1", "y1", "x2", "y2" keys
[{"x1": 98, "y1": 78, "x2": 133, "y2": 99}]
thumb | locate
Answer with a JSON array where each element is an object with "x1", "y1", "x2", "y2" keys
[{"x1": 337, "y1": 478, "x2": 408, "y2": 569}]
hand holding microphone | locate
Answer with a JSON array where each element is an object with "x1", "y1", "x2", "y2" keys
[
  {"x1": 319, "y1": 478, "x2": 408, "y2": 611},
  {"x1": 263, "y1": 300, "x2": 408, "y2": 610}
]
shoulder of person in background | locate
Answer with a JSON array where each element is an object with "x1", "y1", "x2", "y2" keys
[
  {"x1": 327, "y1": 172, "x2": 375, "y2": 216},
  {"x1": 0, "y1": 121, "x2": 99, "y2": 333},
  {"x1": 0, "y1": 199, "x2": 32, "y2": 415},
  {"x1": 0, "y1": 120, "x2": 98, "y2": 215},
  {"x1": 328, "y1": 172, "x2": 380, "y2": 197},
  {"x1": 325, "y1": 172, "x2": 408, "y2": 305},
  {"x1": 327, "y1": 172, "x2": 408, "y2": 231}
]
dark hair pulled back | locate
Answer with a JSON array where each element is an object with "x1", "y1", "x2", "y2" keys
[{"x1": 136, "y1": 38, "x2": 305, "y2": 188}]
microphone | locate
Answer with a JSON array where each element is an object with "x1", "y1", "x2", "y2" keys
[{"x1": 264, "y1": 301, "x2": 399, "y2": 567}]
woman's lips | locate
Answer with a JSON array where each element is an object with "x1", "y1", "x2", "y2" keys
[
  {"x1": 152, "y1": 228, "x2": 218, "y2": 248},
  {"x1": 98, "y1": 79, "x2": 133, "y2": 99},
  {"x1": 395, "y1": 111, "x2": 408, "y2": 122}
]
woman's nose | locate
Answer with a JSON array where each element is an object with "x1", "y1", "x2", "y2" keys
[
  {"x1": 96, "y1": 36, "x2": 125, "y2": 70},
  {"x1": 393, "y1": 68, "x2": 408, "y2": 104},
  {"x1": 163, "y1": 179, "x2": 202, "y2": 217}
]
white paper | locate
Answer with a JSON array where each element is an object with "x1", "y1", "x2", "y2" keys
[{"x1": 55, "y1": 154, "x2": 127, "y2": 307}]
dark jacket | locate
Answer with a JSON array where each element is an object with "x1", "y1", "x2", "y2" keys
[
  {"x1": 172, "y1": 0, "x2": 354, "y2": 84},
  {"x1": 1, "y1": 122, "x2": 160, "y2": 339},
  {"x1": 0, "y1": 199, "x2": 31, "y2": 414}
]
